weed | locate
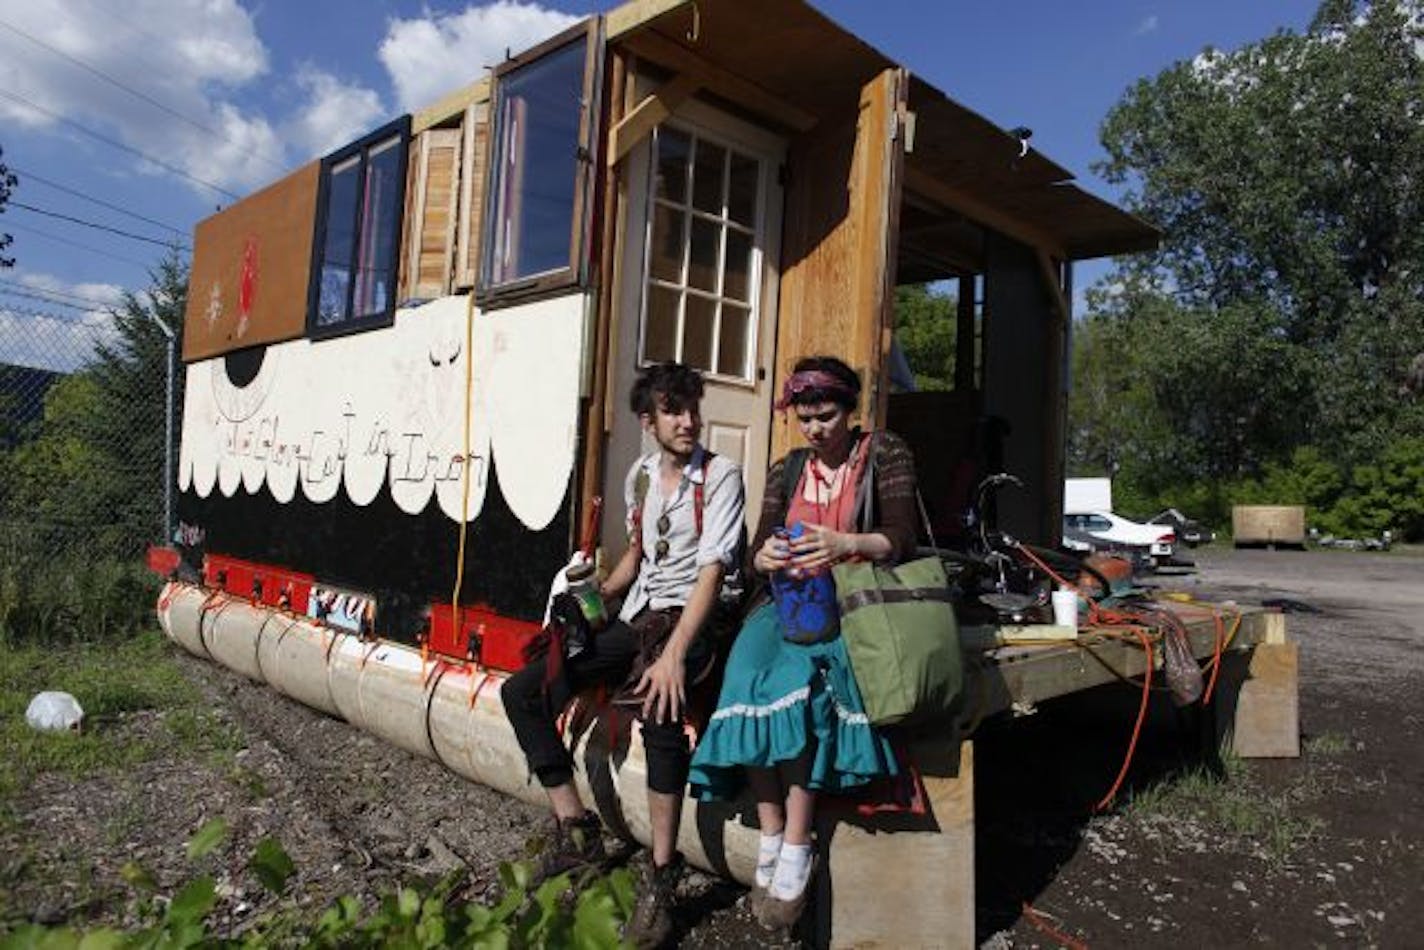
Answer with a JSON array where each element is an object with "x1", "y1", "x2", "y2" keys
[
  {"x1": 1123, "y1": 756, "x2": 1326, "y2": 865},
  {"x1": 1305, "y1": 731, "x2": 1351, "y2": 756},
  {"x1": 0, "y1": 633, "x2": 241, "y2": 811}
]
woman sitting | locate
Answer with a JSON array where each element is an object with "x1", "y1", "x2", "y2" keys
[{"x1": 687, "y1": 355, "x2": 920, "y2": 929}]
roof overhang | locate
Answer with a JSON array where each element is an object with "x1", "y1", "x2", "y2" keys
[{"x1": 606, "y1": 0, "x2": 1159, "y2": 263}]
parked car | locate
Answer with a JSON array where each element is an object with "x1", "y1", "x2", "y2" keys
[
  {"x1": 1148, "y1": 508, "x2": 1214, "y2": 547},
  {"x1": 1060, "y1": 525, "x2": 1156, "y2": 575},
  {"x1": 1063, "y1": 511, "x2": 1176, "y2": 565}
]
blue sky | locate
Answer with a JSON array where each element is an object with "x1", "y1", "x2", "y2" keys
[{"x1": 0, "y1": 0, "x2": 1318, "y2": 369}]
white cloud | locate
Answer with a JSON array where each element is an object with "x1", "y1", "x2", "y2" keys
[
  {"x1": 0, "y1": 0, "x2": 281, "y2": 194},
  {"x1": 1134, "y1": 15, "x2": 1160, "y2": 36},
  {"x1": 285, "y1": 65, "x2": 387, "y2": 159},
  {"x1": 378, "y1": 2, "x2": 582, "y2": 113},
  {"x1": 0, "y1": 272, "x2": 127, "y2": 372}
]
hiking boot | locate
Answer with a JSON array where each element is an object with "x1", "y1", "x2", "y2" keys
[
  {"x1": 624, "y1": 851, "x2": 684, "y2": 949},
  {"x1": 535, "y1": 811, "x2": 606, "y2": 882}
]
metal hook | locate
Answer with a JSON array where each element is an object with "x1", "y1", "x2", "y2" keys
[{"x1": 687, "y1": 1, "x2": 701, "y2": 42}]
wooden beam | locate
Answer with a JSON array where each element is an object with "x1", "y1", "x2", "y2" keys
[
  {"x1": 955, "y1": 276, "x2": 975, "y2": 392},
  {"x1": 412, "y1": 77, "x2": 491, "y2": 134},
  {"x1": 1035, "y1": 248, "x2": 1070, "y2": 322},
  {"x1": 904, "y1": 165, "x2": 1066, "y2": 260},
  {"x1": 607, "y1": 72, "x2": 702, "y2": 167},
  {"x1": 605, "y1": 0, "x2": 691, "y2": 39},
  {"x1": 618, "y1": 29, "x2": 817, "y2": 132}
]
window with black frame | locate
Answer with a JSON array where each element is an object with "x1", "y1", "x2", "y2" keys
[
  {"x1": 481, "y1": 23, "x2": 597, "y2": 300},
  {"x1": 308, "y1": 116, "x2": 411, "y2": 336}
]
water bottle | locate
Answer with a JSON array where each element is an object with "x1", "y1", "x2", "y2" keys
[{"x1": 564, "y1": 561, "x2": 607, "y2": 632}]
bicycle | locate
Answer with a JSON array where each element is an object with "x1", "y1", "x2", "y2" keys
[{"x1": 937, "y1": 473, "x2": 1111, "y2": 624}]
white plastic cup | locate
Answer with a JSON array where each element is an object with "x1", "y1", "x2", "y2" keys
[{"x1": 1051, "y1": 588, "x2": 1080, "y2": 629}]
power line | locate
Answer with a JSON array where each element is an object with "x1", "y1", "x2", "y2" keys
[
  {"x1": 8, "y1": 165, "x2": 188, "y2": 235},
  {"x1": 10, "y1": 200, "x2": 190, "y2": 250},
  {"x1": 0, "y1": 87, "x2": 241, "y2": 200},
  {"x1": 0, "y1": 299, "x2": 109, "y2": 325},
  {"x1": 4, "y1": 220, "x2": 155, "y2": 268},
  {"x1": 0, "y1": 17, "x2": 289, "y2": 175},
  {"x1": 0, "y1": 276, "x2": 120, "y2": 308},
  {"x1": 0, "y1": 287, "x2": 104, "y2": 313}
]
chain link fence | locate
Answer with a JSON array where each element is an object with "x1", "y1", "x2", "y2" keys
[{"x1": 0, "y1": 303, "x2": 178, "y2": 641}]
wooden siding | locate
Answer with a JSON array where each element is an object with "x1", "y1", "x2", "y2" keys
[{"x1": 771, "y1": 68, "x2": 905, "y2": 458}]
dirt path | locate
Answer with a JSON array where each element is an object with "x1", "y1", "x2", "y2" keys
[
  {"x1": 3, "y1": 548, "x2": 1421, "y2": 946},
  {"x1": 976, "y1": 547, "x2": 1424, "y2": 947}
]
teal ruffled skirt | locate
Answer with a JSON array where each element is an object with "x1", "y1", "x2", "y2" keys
[{"x1": 689, "y1": 602, "x2": 897, "y2": 799}]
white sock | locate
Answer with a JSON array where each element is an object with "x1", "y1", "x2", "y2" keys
[
  {"x1": 770, "y1": 842, "x2": 813, "y2": 900},
  {"x1": 755, "y1": 832, "x2": 782, "y2": 888}
]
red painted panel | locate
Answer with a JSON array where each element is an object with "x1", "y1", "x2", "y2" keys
[
  {"x1": 204, "y1": 553, "x2": 316, "y2": 613},
  {"x1": 429, "y1": 602, "x2": 541, "y2": 672}
]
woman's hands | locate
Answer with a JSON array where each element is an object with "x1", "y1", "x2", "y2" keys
[
  {"x1": 788, "y1": 524, "x2": 855, "y2": 572},
  {"x1": 753, "y1": 533, "x2": 793, "y2": 574},
  {"x1": 754, "y1": 525, "x2": 856, "y2": 574}
]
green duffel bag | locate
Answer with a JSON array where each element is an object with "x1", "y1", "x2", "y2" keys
[{"x1": 833, "y1": 554, "x2": 963, "y2": 727}]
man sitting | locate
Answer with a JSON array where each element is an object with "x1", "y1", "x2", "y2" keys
[{"x1": 502, "y1": 361, "x2": 745, "y2": 947}]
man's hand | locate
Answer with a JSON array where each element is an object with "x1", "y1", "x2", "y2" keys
[{"x1": 636, "y1": 640, "x2": 687, "y2": 724}]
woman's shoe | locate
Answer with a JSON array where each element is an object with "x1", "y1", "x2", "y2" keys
[
  {"x1": 748, "y1": 883, "x2": 770, "y2": 918},
  {"x1": 755, "y1": 885, "x2": 808, "y2": 932}
]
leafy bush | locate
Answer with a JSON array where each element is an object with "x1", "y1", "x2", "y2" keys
[
  {"x1": 0, "y1": 823, "x2": 637, "y2": 950},
  {"x1": 0, "y1": 539, "x2": 158, "y2": 645}
]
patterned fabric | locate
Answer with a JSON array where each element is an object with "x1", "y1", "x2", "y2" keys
[
  {"x1": 687, "y1": 603, "x2": 898, "y2": 799},
  {"x1": 752, "y1": 429, "x2": 919, "y2": 571}
]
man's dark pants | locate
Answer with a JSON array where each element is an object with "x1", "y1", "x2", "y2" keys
[{"x1": 503, "y1": 611, "x2": 713, "y2": 795}]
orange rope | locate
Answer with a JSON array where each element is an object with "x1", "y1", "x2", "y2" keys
[
  {"x1": 1022, "y1": 901, "x2": 1089, "y2": 950},
  {"x1": 1093, "y1": 625, "x2": 1154, "y2": 813}
]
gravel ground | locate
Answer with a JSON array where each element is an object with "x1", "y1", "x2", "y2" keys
[{"x1": 2, "y1": 546, "x2": 1420, "y2": 947}]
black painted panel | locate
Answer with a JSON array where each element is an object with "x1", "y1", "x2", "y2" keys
[{"x1": 177, "y1": 456, "x2": 571, "y2": 642}]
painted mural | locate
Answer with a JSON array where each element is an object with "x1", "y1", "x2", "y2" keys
[{"x1": 178, "y1": 293, "x2": 586, "y2": 532}]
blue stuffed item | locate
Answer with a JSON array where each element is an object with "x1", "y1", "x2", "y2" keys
[{"x1": 770, "y1": 523, "x2": 840, "y2": 644}]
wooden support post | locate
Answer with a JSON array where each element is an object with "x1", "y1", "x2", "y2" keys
[
  {"x1": 813, "y1": 740, "x2": 976, "y2": 949},
  {"x1": 1215, "y1": 641, "x2": 1300, "y2": 758},
  {"x1": 607, "y1": 72, "x2": 701, "y2": 167}
]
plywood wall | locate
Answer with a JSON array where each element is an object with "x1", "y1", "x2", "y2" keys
[
  {"x1": 771, "y1": 68, "x2": 904, "y2": 458},
  {"x1": 183, "y1": 162, "x2": 320, "y2": 362}
]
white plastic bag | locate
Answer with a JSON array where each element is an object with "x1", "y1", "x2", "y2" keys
[
  {"x1": 541, "y1": 551, "x2": 591, "y2": 627},
  {"x1": 25, "y1": 691, "x2": 85, "y2": 733}
]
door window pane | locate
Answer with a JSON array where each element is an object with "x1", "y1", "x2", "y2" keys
[
  {"x1": 718, "y1": 303, "x2": 751, "y2": 377},
  {"x1": 722, "y1": 229, "x2": 752, "y2": 302},
  {"x1": 687, "y1": 217, "x2": 721, "y2": 293},
  {"x1": 644, "y1": 285, "x2": 680, "y2": 363},
  {"x1": 649, "y1": 205, "x2": 685, "y2": 283},
  {"x1": 727, "y1": 153, "x2": 758, "y2": 226},
  {"x1": 655, "y1": 128, "x2": 691, "y2": 204},
  {"x1": 683, "y1": 294, "x2": 716, "y2": 371},
  {"x1": 692, "y1": 140, "x2": 726, "y2": 215}
]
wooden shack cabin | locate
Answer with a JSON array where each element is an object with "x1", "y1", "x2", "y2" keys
[{"x1": 162, "y1": 3, "x2": 1304, "y2": 947}]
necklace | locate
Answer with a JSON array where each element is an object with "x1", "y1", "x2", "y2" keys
[{"x1": 808, "y1": 456, "x2": 851, "y2": 527}]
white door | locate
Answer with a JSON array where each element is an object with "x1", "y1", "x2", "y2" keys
[{"x1": 602, "y1": 100, "x2": 785, "y2": 556}]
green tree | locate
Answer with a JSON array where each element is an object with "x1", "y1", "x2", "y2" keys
[
  {"x1": 0, "y1": 143, "x2": 14, "y2": 268},
  {"x1": 1094, "y1": 0, "x2": 1424, "y2": 463},
  {"x1": 893, "y1": 283, "x2": 957, "y2": 390},
  {"x1": 1, "y1": 251, "x2": 186, "y2": 555}
]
